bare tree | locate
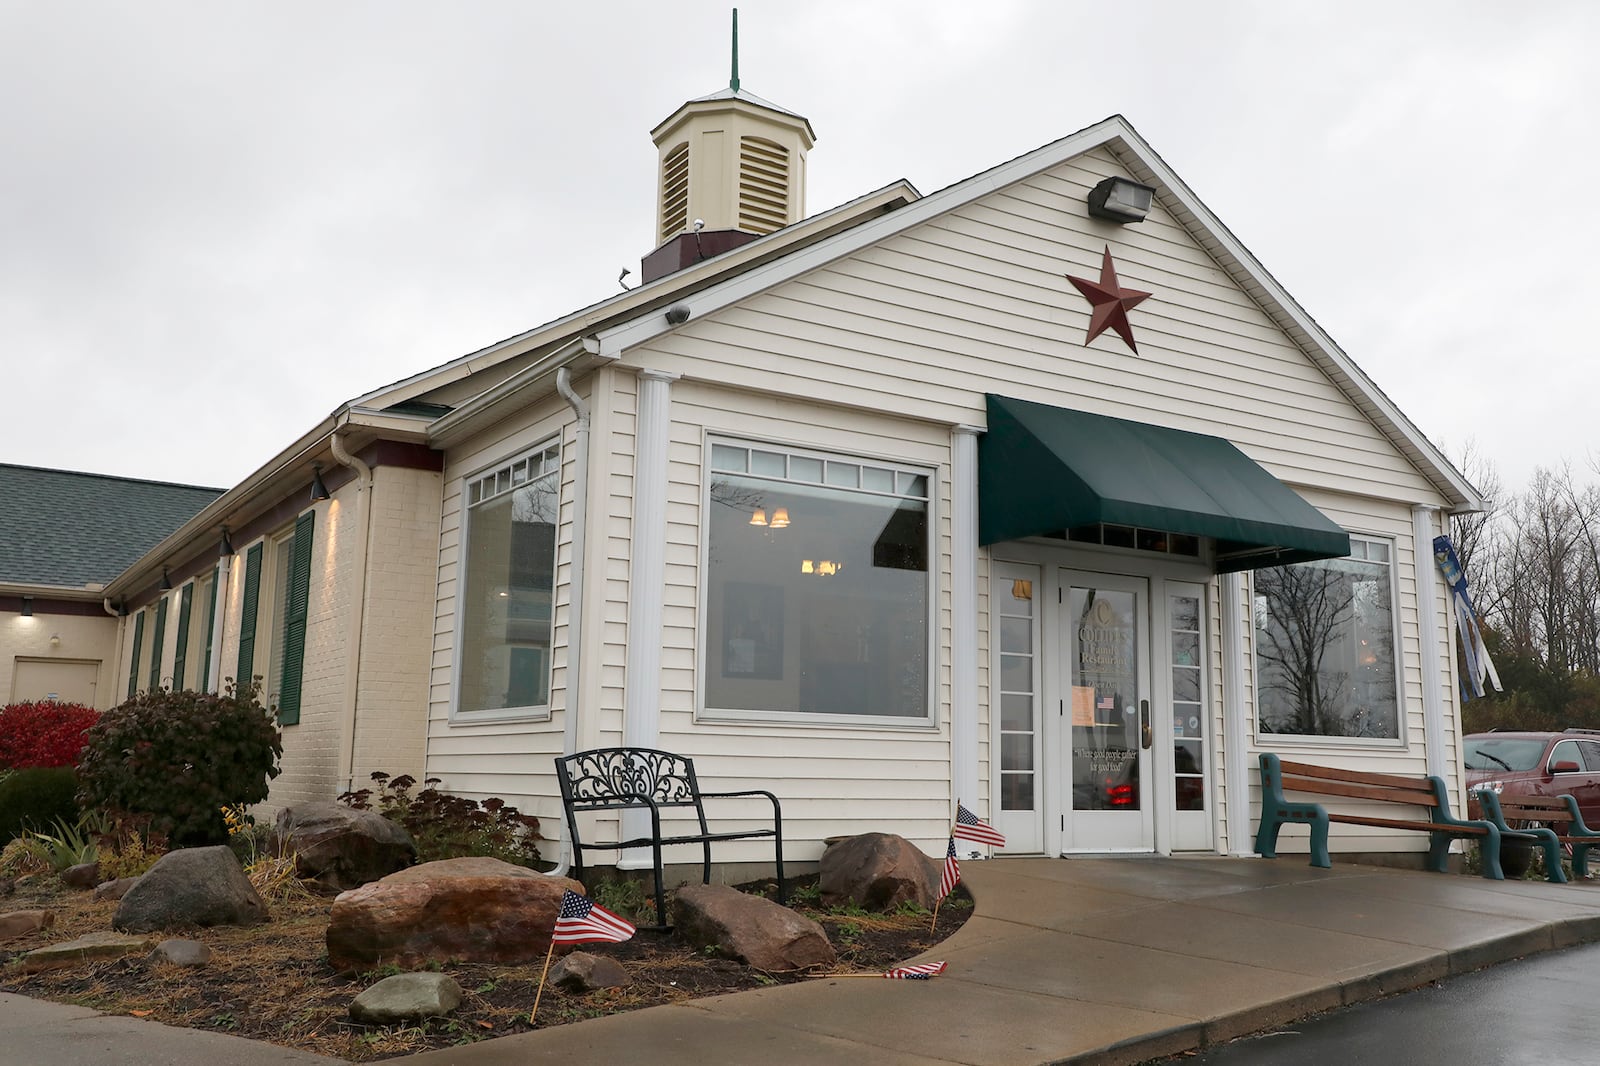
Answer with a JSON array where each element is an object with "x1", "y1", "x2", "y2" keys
[{"x1": 1255, "y1": 564, "x2": 1356, "y2": 735}]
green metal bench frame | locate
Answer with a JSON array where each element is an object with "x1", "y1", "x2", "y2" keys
[
  {"x1": 1254, "y1": 753, "x2": 1505, "y2": 879},
  {"x1": 1472, "y1": 790, "x2": 1600, "y2": 881}
]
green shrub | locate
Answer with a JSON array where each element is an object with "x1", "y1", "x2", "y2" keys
[
  {"x1": 23, "y1": 816, "x2": 99, "y2": 872},
  {"x1": 0, "y1": 766, "x2": 80, "y2": 842},
  {"x1": 76, "y1": 680, "x2": 282, "y2": 847},
  {"x1": 339, "y1": 772, "x2": 541, "y2": 868}
]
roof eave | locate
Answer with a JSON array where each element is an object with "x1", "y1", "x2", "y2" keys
[
  {"x1": 101, "y1": 406, "x2": 437, "y2": 601},
  {"x1": 348, "y1": 180, "x2": 920, "y2": 415}
]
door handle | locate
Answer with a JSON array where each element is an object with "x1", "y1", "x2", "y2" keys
[{"x1": 1140, "y1": 699, "x2": 1152, "y2": 750}]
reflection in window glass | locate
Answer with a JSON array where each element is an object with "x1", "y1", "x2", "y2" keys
[
  {"x1": 705, "y1": 442, "x2": 929, "y2": 719},
  {"x1": 1253, "y1": 537, "x2": 1398, "y2": 739},
  {"x1": 458, "y1": 445, "x2": 560, "y2": 714}
]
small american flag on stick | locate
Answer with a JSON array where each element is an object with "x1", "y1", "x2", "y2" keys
[
  {"x1": 938, "y1": 836, "x2": 960, "y2": 901},
  {"x1": 953, "y1": 802, "x2": 1006, "y2": 847},
  {"x1": 552, "y1": 889, "x2": 636, "y2": 945},
  {"x1": 883, "y1": 961, "x2": 948, "y2": 979}
]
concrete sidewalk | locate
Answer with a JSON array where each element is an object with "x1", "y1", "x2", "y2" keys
[{"x1": 9, "y1": 856, "x2": 1600, "y2": 1065}]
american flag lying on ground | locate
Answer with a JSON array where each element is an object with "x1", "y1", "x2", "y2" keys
[
  {"x1": 953, "y1": 801, "x2": 1006, "y2": 847},
  {"x1": 883, "y1": 961, "x2": 948, "y2": 979},
  {"x1": 552, "y1": 889, "x2": 636, "y2": 945}
]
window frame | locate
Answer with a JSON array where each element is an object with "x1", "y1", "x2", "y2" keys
[
  {"x1": 696, "y1": 433, "x2": 939, "y2": 730},
  {"x1": 1249, "y1": 533, "x2": 1405, "y2": 748},
  {"x1": 449, "y1": 439, "x2": 564, "y2": 724}
]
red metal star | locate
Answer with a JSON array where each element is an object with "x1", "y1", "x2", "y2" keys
[{"x1": 1065, "y1": 246, "x2": 1151, "y2": 354}]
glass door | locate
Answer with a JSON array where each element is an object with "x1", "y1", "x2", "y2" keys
[
  {"x1": 991, "y1": 562, "x2": 1043, "y2": 852},
  {"x1": 1060, "y1": 570, "x2": 1153, "y2": 852}
]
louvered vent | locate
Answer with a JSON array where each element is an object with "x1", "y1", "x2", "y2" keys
[
  {"x1": 738, "y1": 136, "x2": 789, "y2": 234},
  {"x1": 659, "y1": 142, "x2": 690, "y2": 242}
]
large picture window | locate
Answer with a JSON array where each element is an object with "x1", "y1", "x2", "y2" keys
[
  {"x1": 1253, "y1": 536, "x2": 1399, "y2": 740},
  {"x1": 456, "y1": 443, "x2": 560, "y2": 717},
  {"x1": 704, "y1": 439, "x2": 931, "y2": 722}
]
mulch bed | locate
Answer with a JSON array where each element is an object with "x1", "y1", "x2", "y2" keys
[{"x1": 0, "y1": 876, "x2": 972, "y2": 1061}]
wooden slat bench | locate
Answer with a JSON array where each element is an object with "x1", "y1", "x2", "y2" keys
[
  {"x1": 1254, "y1": 753, "x2": 1506, "y2": 878},
  {"x1": 556, "y1": 747, "x2": 785, "y2": 929},
  {"x1": 1472, "y1": 791, "x2": 1600, "y2": 882}
]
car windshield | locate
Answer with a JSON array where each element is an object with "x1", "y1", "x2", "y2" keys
[{"x1": 1463, "y1": 738, "x2": 1547, "y2": 772}]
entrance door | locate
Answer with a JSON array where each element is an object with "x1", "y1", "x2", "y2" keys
[{"x1": 1061, "y1": 571, "x2": 1153, "y2": 851}]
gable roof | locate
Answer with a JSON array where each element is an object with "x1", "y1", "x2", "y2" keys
[
  {"x1": 0, "y1": 464, "x2": 222, "y2": 592},
  {"x1": 563, "y1": 114, "x2": 1481, "y2": 511}
]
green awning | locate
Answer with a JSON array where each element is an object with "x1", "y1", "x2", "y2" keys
[{"x1": 979, "y1": 395, "x2": 1351, "y2": 573}]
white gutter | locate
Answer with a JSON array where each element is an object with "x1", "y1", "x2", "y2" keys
[
  {"x1": 103, "y1": 597, "x2": 126, "y2": 708},
  {"x1": 331, "y1": 432, "x2": 375, "y2": 795},
  {"x1": 546, "y1": 366, "x2": 591, "y2": 878}
]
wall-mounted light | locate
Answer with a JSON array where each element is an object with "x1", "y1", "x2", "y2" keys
[
  {"x1": 749, "y1": 507, "x2": 768, "y2": 526},
  {"x1": 219, "y1": 527, "x2": 235, "y2": 558},
  {"x1": 20, "y1": 595, "x2": 32, "y2": 617},
  {"x1": 1087, "y1": 176, "x2": 1156, "y2": 223},
  {"x1": 770, "y1": 507, "x2": 790, "y2": 529},
  {"x1": 801, "y1": 560, "x2": 842, "y2": 576},
  {"x1": 310, "y1": 464, "x2": 330, "y2": 503},
  {"x1": 49, "y1": 634, "x2": 60, "y2": 648},
  {"x1": 160, "y1": 568, "x2": 172, "y2": 591}
]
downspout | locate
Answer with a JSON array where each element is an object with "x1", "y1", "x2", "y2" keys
[
  {"x1": 331, "y1": 432, "x2": 374, "y2": 795},
  {"x1": 104, "y1": 598, "x2": 125, "y2": 708},
  {"x1": 549, "y1": 366, "x2": 590, "y2": 877}
]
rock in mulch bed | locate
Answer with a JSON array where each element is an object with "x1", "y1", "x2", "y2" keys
[
  {"x1": 349, "y1": 972, "x2": 463, "y2": 1025},
  {"x1": 14, "y1": 930, "x2": 156, "y2": 974},
  {"x1": 114, "y1": 846, "x2": 268, "y2": 933}
]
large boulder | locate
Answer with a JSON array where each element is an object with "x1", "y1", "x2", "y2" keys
[
  {"x1": 325, "y1": 856, "x2": 584, "y2": 973},
  {"x1": 113, "y1": 846, "x2": 268, "y2": 933},
  {"x1": 273, "y1": 802, "x2": 417, "y2": 891},
  {"x1": 673, "y1": 884, "x2": 836, "y2": 973},
  {"x1": 819, "y1": 832, "x2": 941, "y2": 911}
]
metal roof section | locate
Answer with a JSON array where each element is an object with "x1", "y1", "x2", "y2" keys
[{"x1": 0, "y1": 465, "x2": 222, "y2": 590}]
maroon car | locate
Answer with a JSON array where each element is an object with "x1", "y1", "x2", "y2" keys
[{"x1": 1463, "y1": 729, "x2": 1600, "y2": 828}]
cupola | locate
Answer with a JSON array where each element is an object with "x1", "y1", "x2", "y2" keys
[{"x1": 642, "y1": 10, "x2": 816, "y2": 282}]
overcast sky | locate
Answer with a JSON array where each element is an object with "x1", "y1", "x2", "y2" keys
[{"x1": 3, "y1": 2, "x2": 1594, "y2": 500}]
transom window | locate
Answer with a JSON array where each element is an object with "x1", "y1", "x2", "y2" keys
[
  {"x1": 457, "y1": 443, "x2": 561, "y2": 718},
  {"x1": 704, "y1": 440, "x2": 932, "y2": 722},
  {"x1": 1253, "y1": 535, "x2": 1399, "y2": 741}
]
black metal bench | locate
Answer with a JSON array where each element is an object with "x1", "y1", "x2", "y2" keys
[{"x1": 555, "y1": 746, "x2": 785, "y2": 928}]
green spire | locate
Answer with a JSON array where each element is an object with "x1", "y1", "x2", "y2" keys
[{"x1": 730, "y1": 9, "x2": 740, "y2": 92}]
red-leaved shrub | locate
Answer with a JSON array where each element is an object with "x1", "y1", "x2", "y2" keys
[{"x1": 0, "y1": 700, "x2": 100, "y2": 770}]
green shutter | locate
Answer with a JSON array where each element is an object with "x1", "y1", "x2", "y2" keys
[
  {"x1": 172, "y1": 584, "x2": 194, "y2": 689},
  {"x1": 202, "y1": 565, "x2": 219, "y2": 692},
  {"x1": 276, "y1": 511, "x2": 315, "y2": 726},
  {"x1": 148, "y1": 597, "x2": 168, "y2": 690},
  {"x1": 236, "y1": 543, "x2": 263, "y2": 686},
  {"x1": 127, "y1": 611, "x2": 146, "y2": 699}
]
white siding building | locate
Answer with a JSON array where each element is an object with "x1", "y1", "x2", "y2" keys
[{"x1": 102, "y1": 78, "x2": 1481, "y2": 874}]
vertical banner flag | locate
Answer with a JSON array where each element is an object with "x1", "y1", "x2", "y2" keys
[
  {"x1": 1433, "y1": 535, "x2": 1501, "y2": 700},
  {"x1": 939, "y1": 836, "x2": 960, "y2": 901},
  {"x1": 953, "y1": 802, "x2": 1006, "y2": 847}
]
